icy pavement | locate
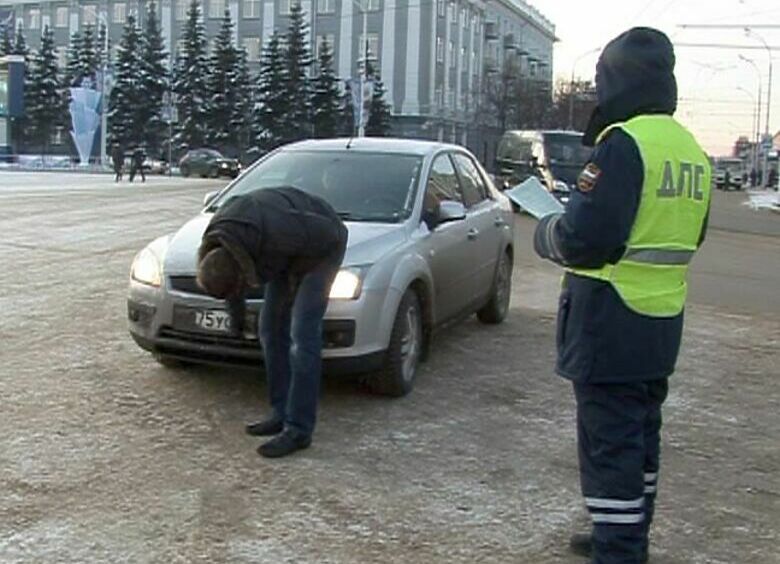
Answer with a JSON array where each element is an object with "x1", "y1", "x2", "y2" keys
[{"x1": 744, "y1": 189, "x2": 780, "y2": 212}]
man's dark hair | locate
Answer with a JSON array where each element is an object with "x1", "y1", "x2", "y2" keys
[{"x1": 197, "y1": 247, "x2": 242, "y2": 299}]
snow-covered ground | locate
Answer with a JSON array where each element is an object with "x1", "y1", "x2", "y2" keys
[
  {"x1": 745, "y1": 189, "x2": 780, "y2": 212},
  {"x1": 0, "y1": 170, "x2": 216, "y2": 192}
]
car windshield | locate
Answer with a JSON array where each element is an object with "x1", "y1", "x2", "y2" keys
[
  {"x1": 544, "y1": 134, "x2": 591, "y2": 166},
  {"x1": 211, "y1": 149, "x2": 424, "y2": 222},
  {"x1": 203, "y1": 149, "x2": 224, "y2": 158}
]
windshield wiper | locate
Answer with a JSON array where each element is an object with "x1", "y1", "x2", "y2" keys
[{"x1": 336, "y1": 211, "x2": 400, "y2": 223}]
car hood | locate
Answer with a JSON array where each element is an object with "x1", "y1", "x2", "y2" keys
[{"x1": 163, "y1": 214, "x2": 407, "y2": 275}]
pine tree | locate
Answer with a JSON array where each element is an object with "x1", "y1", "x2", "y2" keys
[
  {"x1": 109, "y1": 14, "x2": 144, "y2": 148},
  {"x1": 282, "y1": 2, "x2": 312, "y2": 143},
  {"x1": 365, "y1": 61, "x2": 392, "y2": 137},
  {"x1": 206, "y1": 8, "x2": 239, "y2": 150},
  {"x1": 0, "y1": 22, "x2": 13, "y2": 56},
  {"x1": 26, "y1": 26, "x2": 62, "y2": 151},
  {"x1": 65, "y1": 31, "x2": 84, "y2": 86},
  {"x1": 12, "y1": 22, "x2": 29, "y2": 60},
  {"x1": 139, "y1": 2, "x2": 169, "y2": 154},
  {"x1": 79, "y1": 25, "x2": 99, "y2": 83},
  {"x1": 338, "y1": 80, "x2": 355, "y2": 137},
  {"x1": 232, "y1": 48, "x2": 254, "y2": 160},
  {"x1": 173, "y1": 0, "x2": 210, "y2": 151},
  {"x1": 252, "y1": 31, "x2": 288, "y2": 152},
  {"x1": 311, "y1": 39, "x2": 340, "y2": 139},
  {"x1": 96, "y1": 23, "x2": 109, "y2": 67}
]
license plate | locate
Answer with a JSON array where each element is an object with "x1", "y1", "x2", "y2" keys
[{"x1": 194, "y1": 309, "x2": 233, "y2": 333}]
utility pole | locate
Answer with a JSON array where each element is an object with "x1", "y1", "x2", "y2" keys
[
  {"x1": 745, "y1": 28, "x2": 773, "y2": 188},
  {"x1": 568, "y1": 47, "x2": 600, "y2": 130},
  {"x1": 355, "y1": 0, "x2": 368, "y2": 137},
  {"x1": 739, "y1": 55, "x2": 763, "y2": 182}
]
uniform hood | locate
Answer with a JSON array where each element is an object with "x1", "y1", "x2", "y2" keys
[{"x1": 583, "y1": 27, "x2": 677, "y2": 146}]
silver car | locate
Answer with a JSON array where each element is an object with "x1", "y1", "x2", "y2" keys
[{"x1": 128, "y1": 138, "x2": 515, "y2": 396}]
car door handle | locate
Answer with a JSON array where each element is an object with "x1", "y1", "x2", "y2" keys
[
  {"x1": 467, "y1": 228, "x2": 479, "y2": 240},
  {"x1": 494, "y1": 217, "x2": 506, "y2": 227}
]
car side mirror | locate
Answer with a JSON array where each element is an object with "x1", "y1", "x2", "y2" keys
[
  {"x1": 436, "y1": 200, "x2": 467, "y2": 225},
  {"x1": 203, "y1": 191, "x2": 219, "y2": 206}
]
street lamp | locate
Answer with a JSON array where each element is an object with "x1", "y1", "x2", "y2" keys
[
  {"x1": 739, "y1": 55, "x2": 763, "y2": 179},
  {"x1": 81, "y1": 4, "x2": 110, "y2": 169},
  {"x1": 745, "y1": 27, "x2": 774, "y2": 187},
  {"x1": 736, "y1": 85, "x2": 759, "y2": 178},
  {"x1": 352, "y1": 0, "x2": 369, "y2": 137},
  {"x1": 569, "y1": 46, "x2": 600, "y2": 130}
]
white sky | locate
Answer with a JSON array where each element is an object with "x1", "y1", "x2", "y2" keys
[{"x1": 532, "y1": 0, "x2": 780, "y2": 155}]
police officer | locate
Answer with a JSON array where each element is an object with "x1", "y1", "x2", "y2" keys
[{"x1": 534, "y1": 28, "x2": 710, "y2": 563}]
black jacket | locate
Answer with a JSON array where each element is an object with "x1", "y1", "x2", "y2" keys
[
  {"x1": 200, "y1": 186, "x2": 347, "y2": 286},
  {"x1": 534, "y1": 28, "x2": 707, "y2": 384}
]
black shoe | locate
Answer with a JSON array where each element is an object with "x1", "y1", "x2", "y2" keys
[
  {"x1": 569, "y1": 532, "x2": 648, "y2": 562},
  {"x1": 258, "y1": 429, "x2": 312, "y2": 458},
  {"x1": 245, "y1": 418, "x2": 283, "y2": 437}
]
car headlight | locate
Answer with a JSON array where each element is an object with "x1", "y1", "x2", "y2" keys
[
  {"x1": 329, "y1": 267, "x2": 366, "y2": 300},
  {"x1": 554, "y1": 180, "x2": 570, "y2": 192},
  {"x1": 130, "y1": 236, "x2": 169, "y2": 287}
]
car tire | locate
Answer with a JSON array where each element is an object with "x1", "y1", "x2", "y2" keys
[
  {"x1": 153, "y1": 353, "x2": 190, "y2": 369},
  {"x1": 368, "y1": 290, "x2": 423, "y2": 397},
  {"x1": 180, "y1": 165, "x2": 190, "y2": 177},
  {"x1": 210, "y1": 166, "x2": 219, "y2": 179},
  {"x1": 477, "y1": 250, "x2": 513, "y2": 325}
]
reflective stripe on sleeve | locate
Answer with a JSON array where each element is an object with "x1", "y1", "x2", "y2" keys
[
  {"x1": 590, "y1": 513, "x2": 645, "y2": 525},
  {"x1": 585, "y1": 497, "x2": 645, "y2": 510},
  {"x1": 624, "y1": 248, "x2": 695, "y2": 265}
]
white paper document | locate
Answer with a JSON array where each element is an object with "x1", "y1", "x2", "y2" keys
[{"x1": 505, "y1": 177, "x2": 565, "y2": 220}]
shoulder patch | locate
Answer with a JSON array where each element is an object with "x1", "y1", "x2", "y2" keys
[{"x1": 577, "y1": 162, "x2": 601, "y2": 193}]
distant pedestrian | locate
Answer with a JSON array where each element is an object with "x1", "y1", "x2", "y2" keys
[
  {"x1": 111, "y1": 142, "x2": 124, "y2": 182},
  {"x1": 129, "y1": 146, "x2": 146, "y2": 183},
  {"x1": 750, "y1": 168, "x2": 757, "y2": 188},
  {"x1": 769, "y1": 167, "x2": 778, "y2": 190}
]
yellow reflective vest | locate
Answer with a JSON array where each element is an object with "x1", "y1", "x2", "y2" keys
[{"x1": 569, "y1": 115, "x2": 711, "y2": 317}]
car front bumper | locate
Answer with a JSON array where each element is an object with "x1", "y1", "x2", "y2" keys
[{"x1": 127, "y1": 278, "x2": 392, "y2": 374}]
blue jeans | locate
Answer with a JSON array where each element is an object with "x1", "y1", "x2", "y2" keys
[{"x1": 259, "y1": 263, "x2": 339, "y2": 438}]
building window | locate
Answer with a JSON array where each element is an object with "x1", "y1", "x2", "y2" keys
[
  {"x1": 449, "y1": 41, "x2": 455, "y2": 68},
  {"x1": 435, "y1": 86, "x2": 443, "y2": 108},
  {"x1": 358, "y1": 33, "x2": 379, "y2": 62},
  {"x1": 209, "y1": 0, "x2": 226, "y2": 18},
  {"x1": 243, "y1": 0, "x2": 261, "y2": 18},
  {"x1": 436, "y1": 37, "x2": 443, "y2": 63},
  {"x1": 365, "y1": 0, "x2": 380, "y2": 11},
  {"x1": 175, "y1": 0, "x2": 188, "y2": 21},
  {"x1": 448, "y1": 89, "x2": 455, "y2": 109},
  {"x1": 437, "y1": 0, "x2": 445, "y2": 18},
  {"x1": 82, "y1": 5, "x2": 97, "y2": 25},
  {"x1": 55, "y1": 7, "x2": 68, "y2": 28},
  {"x1": 113, "y1": 3, "x2": 127, "y2": 24},
  {"x1": 316, "y1": 33, "x2": 335, "y2": 58},
  {"x1": 28, "y1": 9, "x2": 41, "y2": 30},
  {"x1": 280, "y1": 0, "x2": 300, "y2": 16},
  {"x1": 317, "y1": 0, "x2": 335, "y2": 14},
  {"x1": 242, "y1": 37, "x2": 261, "y2": 61},
  {"x1": 461, "y1": 7, "x2": 467, "y2": 26}
]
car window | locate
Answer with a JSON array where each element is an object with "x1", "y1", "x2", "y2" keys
[
  {"x1": 452, "y1": 153, "x2": 489, "y2": 207},
  {"x1": 424, "y1": 154, "x2": 463, "y2": 215}
]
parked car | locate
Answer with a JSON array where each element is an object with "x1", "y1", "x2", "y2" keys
[
  {"x1": 179, "y1": 149, "x2": 241, "y2": 178},
  {"x1": 144, "y1": 158, "x2": 170, "y2": 175},
  {"x1": 495, "y1": 130, "x2": 592, "y2": 204},
  {"x1": 128, "y1": 138, "x2": 515, "y2": 396},
  {"x1": 713, "y1": 157, "x2": 745, "y2": 191}
]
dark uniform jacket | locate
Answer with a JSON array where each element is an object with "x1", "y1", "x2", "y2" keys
[
  {"x1": 200, "y1": 186, "x2": 347, "y2": 286},
  {"x1": 534, "y1": 28, "x2": 708, "y2": 384}
]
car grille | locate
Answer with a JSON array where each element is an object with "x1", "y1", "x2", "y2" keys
[
  {"x1": 158, "y1": 327, "x2": 259, "y2": 348},
  {"x1": 169, "y1": 276, "x2": 265, "y2": 299}
]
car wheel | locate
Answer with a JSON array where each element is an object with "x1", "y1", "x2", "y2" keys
[
  {"x1": 180, "y1": 165, "x2": 190, "y2": 177},
  {"x1": 369, "y1": 290, "x2": 423, "y2": 397},
  {"x1": 477, "y1": 250, "x2": 513, "y2": 324},
  {"x1": 153, "y1": 353, "x2": 190, "y2": 369},
  {"x1": 210, "y1": 166, "x2": 219, "y2": 178}
]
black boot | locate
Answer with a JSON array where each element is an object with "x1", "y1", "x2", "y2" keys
[
  {"x1": 258, "y1": 429, "x2": 312, "y2": 458},
  {"x1": 569, "y1": 533, "x2": 649, "y2": 562},
  {"x1": 245, "y1": 417, "x2": 283, "y2": 437}
]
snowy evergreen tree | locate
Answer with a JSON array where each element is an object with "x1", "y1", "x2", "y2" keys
[
  {"x1": 12, "y1": 22, "x2": 29, "y2": 60},
  {"x1": 311, "y1": 39, "x2": 340, "y2": 139},
  {"x1": 0, "y1": 22, "x2": 12, "y2": 56},
  {"x1": 79, "y1": 25, "x2": 99, "y2": 82},
  {"x1": 26, "y1": 26, "x2": 62, "y2": 151},
  {"x1": 338, "y1": 80, "x2": 355, "y2": 137},
  {"x1": 365, "y1": 60, "x2": 392, "y2": 137},
  {"x1": 206, "y1": 8, "x2": 239, "y2": 149},
  {"x1": 96, "y1": 23, "x2": 109, "y2": 68},
  {"x1": 172, "y1": 0, "x2": 210, "y2": 151},
  {"x1": 252, "y1": 31, "x2": 288, "y2": 152},
  {"x1": 64, "y1": 31, "x2": 84, "y2": 86},
  {"x1": 139, "y1": 2, "x2": 169, "y2": 154},
  {"x1": 282, "y1": 2, "x2": 312, "y2": 142},
  {"x1": 108, "y1": 14, "x2": 144, "y2": 147},
  {"x1": 232, "y1": 48, "x2": 254, "y2": 159}
]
